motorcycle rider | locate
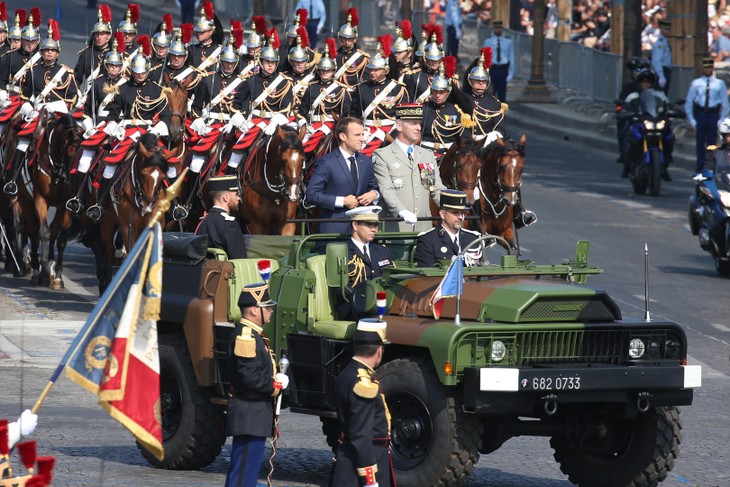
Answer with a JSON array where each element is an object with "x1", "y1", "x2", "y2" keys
[
  {"x1": 621, "y1": 68, "x2": 674, "y2": 181},
  {"x1": 616, "y1": 57, "x2": 650, "y2": 164},
  {"x1": 702, "y1": 117, "x2": 730, "y2": 173}
]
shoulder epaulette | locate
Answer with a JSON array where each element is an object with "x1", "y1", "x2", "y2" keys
[
  {"x1": 500, "y1": 102, "x2": 509, "y2": 113},
  {"x1": 353, "y1": 368, "x2": 379, "y2": 398},
  {"x1": 280, "y1": 73, "x2": 293, "y2": 81},
  {"x1": 417, "y1": 227, "x2": 437, "y2": 237},
  {"x1": 76, "y1": 46, "x2": 89, "y2": 55},
  {"x1": 63, "y1": 64, "x2": 73, "y2": 73},
  {"x1": 462, "y1": 228, "x2": 481, "y2": 236},
  {"x1": 234, "y1": 325, "x2": 256, "y2": 358},
  {"x1": 707, "y1": 145, "x2": 720, "y2": 151}
]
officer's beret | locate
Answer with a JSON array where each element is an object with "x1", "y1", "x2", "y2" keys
[
  {"x1": 238, "y1": 282, "x2": 277, "y2": 309},
  {"x1": 354, "y1": 318, "x2": 388, "y2": 345},
  {"x1": 208, "y1": 175, "x2": 240, "y2": 193}
]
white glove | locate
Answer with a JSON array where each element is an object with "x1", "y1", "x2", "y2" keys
[
  {"x1": 190, "y1": 117, "x2": 210, "y2": 136},
  {"x1": 398, "y1": 209, "x2": 418, "y2": 224},
  {"x1": 19, "y1": 101, "x2": 34, "y2": 119},
  {"x1": 264, "y1": 113, "x2": 289, "y2": 136},
  {"x1": 230, "y1": 112, "x2": 248, "y2": 130},
  {"x1": 81, "y1": 117, "x2": 94, "y2": 133},
  {"x1": 658, "y1": 78, "x2": 667, "y2": 88},
  {"x1": 464, "y1": 247, "x2": 482, "y2": 267},
  {"x1": 506, "y1": 75, "x2": 513, "y2": 83},
  {"x1": 689, "y1": 119, "x2": 697, "y2": 130},
  {"x1": 0, "y1": 89, "x2": 9, "y2": 107},
  {"x1": 149, "y1": 121, "x2": 169, "y2": 137},
  {"x1": 274, "y1": 373, "x2": 289, "y2": 390},
  {"x1": 7, "y1": 409, "x2": 38, "y2": 449},
  {"x1": 365, "y1": 484, "x2": 379, "y2": 487}
]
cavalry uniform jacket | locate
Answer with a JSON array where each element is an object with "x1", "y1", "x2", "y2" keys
[
  {"x1": 415, "y1": 226, "x2": 481, "y2": 267},
  {"x1": 195, "y1": 206, "x2": 248, "y2": 259},
  {"x1": 148, "y1": 54, "x2": 166, "y2": 73},
  {"x1": 284, "y1": 68, "x2": 316, "y2": 107},
  {"x1": 0, "y1": 40, "x2": 12, "y2": 57},
  {"x1": 241, "y1": 71, "x2": 294, "y2": 118},
  {"x1": 21, "y1": 61, "x2": 78, "y2": 108},
  {"x1": 83, "y1": 72, "x2": 123, "y2": 120},
  {"x1": 373, "y1": 142, "x2": 445, "y2": 232},
  {"x1": 405, "y1": 66, "x2": 437, "y2": 102},
  {"x1": 187, "y1": 41, "x2": 219, "y2": 74},
  {"x1": 421, "y1": 100, "x2": 463, "y2": 153},
  {"x1": 336, "y1": 46, "x2": 369, "y2": 88},
  {"x1": 331, "y1": 358, "x2": 392, "y2": 487},
  {"x1": 158, "y1": 63, "x2": 203, "y2": 94},
  {"x1": 103, "y1": 78, "x2": 171, "y2": 128},
  {"x1": 463, "y1": 90, "x2": 507, "y2": 138},
  {"x1": 191, "y1": 69, "x2": 250, "y2": 121},
  {"x1": 226, "y1": 318, "x2": 278, "y2": 439},
  {"x1": 349, "y1": 78, "x2": 409, "y2": 128},
  {"x1": 0, "y1": 48, "x2": 39, "y2": 91},
  {"x1": 74, "y1": 43, "x2": 110, "y2": 89},
  {"x1": 297, "y1": 77, "x2": 351, "y2": 121}
]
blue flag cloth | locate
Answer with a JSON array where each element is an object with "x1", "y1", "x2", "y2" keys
[{"x1": 429, "y1": 256, "x2": 464, "y2": 319}]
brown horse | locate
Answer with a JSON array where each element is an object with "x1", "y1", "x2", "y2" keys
[
  {"x1": 436, "y1": 137, "x2": 486, "y2": 230},
  {"x1": 89, "y1": 133, "x2": 172, "y2": 293},
  {"x1": 239, "y1": 125, "x2": 306, "y2": 235},
  {"x1": 476, "y1": 134, "x2": 527, "y2": 251}
]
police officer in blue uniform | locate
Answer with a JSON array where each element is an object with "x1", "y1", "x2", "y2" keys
[
  {"x1": 685, "y1": 57, "x2": 730, "y2": 174},
  {"x1": 195, "y1": 175, "x2": 248, "y2": 259},
  {"x1": 225, "y1": 282, "x2": 288, "y2": 487},
  {"x1": 652, "y1": 19, "x2": 672, "y2": 95},
  {"x1": 481, "y1": 21, "x2": 513, "y2": 102},
  {"x1": 331, "y1": 318, "x2": 392, "y2": 487},
  {"x1": 415, "y1": 189, "x2": 483, "y2": 267}
]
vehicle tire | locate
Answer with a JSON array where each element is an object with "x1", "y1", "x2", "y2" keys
[
  {"x1": 550, "y1": 406, "x2": 681, "y2": 487},
  {"x1": 378, "y1": 357, "x2": 481, "y2": 487},
  {"x1": 631, "y1": 165, "x2": 648, "y2": 195},
  {"x1": 715, "y1": 257, "x2": 730, "y2": 276},
  {"x1": 138, "y1": 333, "x2": 227, "y2": 470},
  {"x1": 649, "y1": 150, "x2": 662, "y2": 197},
  {"x1": 687, "y1": 195, "x2": 701, "y2": 236}
]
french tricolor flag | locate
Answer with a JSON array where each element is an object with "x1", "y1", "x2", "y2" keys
[
  {"x1": 376, "y1": 291, "x2": 387, "y2": 319},
  {"x1": 258, "y1": 259, "x2": 272, "y2": 282},
  {"x1": 429, "y1": 257, "x2": 463, "y2": 319}
]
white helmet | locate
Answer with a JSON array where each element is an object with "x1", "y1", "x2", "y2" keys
[{"x1": 720, "y1": 117, "x2": 730, "y2": 136}]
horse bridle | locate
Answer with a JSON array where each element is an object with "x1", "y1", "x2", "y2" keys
[
  {"x1": 129, "y1": 148, "x2": 165, "y2": 212},
  {"x1": 479, "y1": 149, "x2": 523, "y2": 217}
]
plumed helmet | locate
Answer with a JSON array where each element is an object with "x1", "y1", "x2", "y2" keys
[
  {"x1": 91, "y1": 4, "x2": 112, "y2": 34},
  {"x1": 39, "y1": 18, "x2": 60, "y2": 52},
  {"x1": 118, "y1": 3, "x2": 139, "y2": 35},
  {"x1": 152, "y1": 14, "x2": 173, "y2": 48},
  {"x1": 247, "y1": 16, "x2": 266, "y2": 50},
  {"x1": 720, "y1": 117, "x2": 730, "y2": 135},
  {"x1": 338, "y1": 8, "x2": 358, "y2": 39},
  {"x1": 469, "y1": 47, "x2": 492, "y2": 83},
  {"x1": 220, "y1": 27, "x2": 243, "y2": 65},
  {"x1": 0, "y1": 3, "x2": 7, "y2": 32},
  {"x1": 104, "y1": 32, "x2": 125, "y2": 67},
  {"x1": 367, "y1": 35, "x2": 391, "y2": 71},
  {"x1": 317, "y1": 38, "x2": 337, "y2": 71},
  {"x1": 129, "y1": 36, "x2": 151, "y2": 74},
  {"x1": 287, "y1": 9, "x2": 306, "y2": 39},
  {"x1": 430, "y1": 56, "x2": 456, "y2": 92},
  {"x1": 21, "y1": 8, "x2": 41, "y2": 42},
  {"x1": 8, "y1": 12, "x2": 23, "y2": 40},
  {"x1": 169, "y1": 24, "x2": 192, "y2": 57},
  {"x1": 392, "y1": 20, "x2": 413, "y2": 54},
  {"x1": 194, "y1": 1, "x2": 215, "y2": 33},
  {"x1": 424, "y1": 28, "x2": 444, "y2": 62},
  {"x1": 636, "y1": 68, "x2": 656, "y2": 84},
  {"x1": 259, "y1": 28, "x2": 280, "y2": 63},
  {"x1": 288, "y1": 27, "x2": 309, "y2": 63}
]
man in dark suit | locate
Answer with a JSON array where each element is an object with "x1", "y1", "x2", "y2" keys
[
  {"x1": 195, "y1": 175, "x2": 248, "y2": 259},
  {"x1": 336, "y1": 206, "x2": 392, "y2": 320},
  {"x1": 225, "y1": 282, "x2": 288, "y2": 487},
  {"x1": 415, "y1": 189, "x2": 483, "y2": 267},
  {"x1": 305, "y1": 117, "x2": 380, "y2": 234}
]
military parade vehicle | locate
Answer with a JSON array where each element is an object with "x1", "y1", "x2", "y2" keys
[{"x1": 147, "y1": 231, "x2": 701, "y2": 487}]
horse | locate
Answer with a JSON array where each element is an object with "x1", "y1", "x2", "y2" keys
[
  {"x1": 239, "y1": 124, "x2": 306, "y2": 235},
  {"x1": 88, "y1": 133, "x2": 172, "y2": 293},
  {"x1": 476, "y1": 134, "x2": 527, "y2": 251},
  {"x1": 30, "y1": 111, "x2": 84, "y2": 288},
  {"x1": 437, "y1": 137, "x2": 485, "y2": 230}
]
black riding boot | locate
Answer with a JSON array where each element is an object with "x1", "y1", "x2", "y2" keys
[
  {"x1": 2, "y1": 150, "x2": 25, "y2": 196},
  {"x1": 86, "y1": 178, "x2": 111, "y2": 221},
  {"x1": 513, "y1": 192, "x2": 537, "y2": 229},
  {"x1": 65, "y1": 172, "x2": 87, "y2": 214},
  {"x1": 172, "y1": 171, "x2": 201, "y2": 221}
]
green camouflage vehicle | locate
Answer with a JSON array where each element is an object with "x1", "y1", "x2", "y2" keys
[{"x1": 145, "y1": 232, "x2": 701, "y2": 487}]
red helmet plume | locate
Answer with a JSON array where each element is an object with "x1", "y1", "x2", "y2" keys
[
  {"x1": 136, "y1": 34, "x2": 151, "y2": 56},
  {"x1": 179, "y1": 23, "x2": 193, "y2": 44},
  {"x1": 378, "y1": 34, "x2": 392, "y2": 57},
  {"x1": 36, "y1": 456, "x2": 56, "y2": 485},
  {"x1": 17, "y1": 441, "x2": 37, "y2": 470},
  {"x1": 114, "y1": 31, "x2": 125, "y2": 50},
  {"x1": 202, "y1": 1, "x2": 214, "y2": 20},
  {"x1": 432, "y1": 24, "x2": 443, "y2": 44},
  {"x1": 400, "y1": 20, "x2": 412, "y2": 40},
  {"x1": 296, "y1": 26, "x2": 309, "y2": 48},
  {"x1": 127, "y1": 3, "x2": 140, "y2": 23},
  {"x1": 0, "y1": 425, "x2": 8, "y2": 456},
  {"x1": 30, "y1": 7, "x2": 41, "y2": 27},
  {"x1": 266, "y1": 28, "x2": 280, "y2": 49},
  {"x1": 325, "y1": 37, "x2": 336, "y2": 60},
  {"x1": 253, "y1": 16, "x2": 266, "y2": 34},
  {"x1": 49, "y1": 19, "x2": 60, "y2": 41},
  {"x1": 347, "y1": 7, "x2": 359, "y2": 26},
  {"x1": 162, "y1": 14, "x2": 173, "y2": 33},
  {"x1": 0, "y1": 3, "x2": 7, "y2": 22},
  {"x1": 231, "y1": 27, "x2": 243, "y2": 49},
  {"x1": 230, "y1": 19, "x2": 242, "y2": 32},
  {"x1": 480, "y1": 47, "x2": 492, "y2": 69},
  {"x1": 99, "y1": 4, "x2": 112, "y2": 24},
  {"x1": 295, "y1": 8, "x2": 307, "y2": 27},
  {"x1": 15, "y1": 9, "x2": 26, "y2": 27},
  {"x1": 442, "y1": 55, "x2": 456, "y2": 79}
]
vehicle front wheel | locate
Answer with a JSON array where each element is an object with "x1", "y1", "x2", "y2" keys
[
  {"x1": 551, "y1": 406, "x2": 681, "y2": 487},
  {"x1": 378, "y1": 357, "x2": 481, "y2": 487}
]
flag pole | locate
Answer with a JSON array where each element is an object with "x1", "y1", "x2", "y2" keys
[
  {"x1": 31, "y1": 169, "x2": 187, "y2": 414},
  {"x1": 455, "y1": 255, "x2": 463, "y2": 325}
]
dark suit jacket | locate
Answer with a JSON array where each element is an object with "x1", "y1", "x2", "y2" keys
[
  {"x1": 415, "y1": 226, "x2": 481, "y2": 267},
  {"x1": 347, "y1": 239, "x2": 392, "y2": 285},
  {"x1": 305, "y1": 149, "x2": 379, "y2": 234}
]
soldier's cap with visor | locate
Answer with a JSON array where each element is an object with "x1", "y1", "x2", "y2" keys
[
  {"x1": 238, "y1": 282, "x2": 277, "y2": 309},
  {"x1": 207, "y1": 175, "x2": 240, "y2": 193},
  {"x1": 440, "y1": 189, "x2": 470, "y2": 211},
  {"x1": 346, "y1": 205, "x2": 382, "y2": 222},
  {"x1": 395, "y1": 103, "x2": 423, "y2": 120},
  {"x1": 703, "y1": 57, "x2": 715, "y2": 69},
  {"x1": 492, "y1": 20, "x2": 503, "y2": 27},
  {"x1": 354, "y1": 318, "x2": 388, "y2": 345},
  {"x1": 658, "y1": 19, "x2": 671, "y2": 27}
]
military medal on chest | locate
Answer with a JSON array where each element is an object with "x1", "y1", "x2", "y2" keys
[{"x1": 417, "y1": 162, "x2": 436, "y2": 190}]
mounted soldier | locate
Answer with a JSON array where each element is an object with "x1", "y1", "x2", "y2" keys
[
  {"x1": 0, "y1": 2, "x2": 12, "y2": 57},
  {"x1": 117, "y1": 3, "x2": 140, "y2": 57},
  {"x1": 149, "y1": 14, "x2": 174, "y2": 74},
  {"x1": 299, "y1": 37, "x2": 351, "y2": 155},
  {"x1": 285, "y1": 27, "x2": 317, "y2": 107},
  {"x1": 239, "y1": 16, "x2": 266, "y2": 69},
  {"x1": 279, "y1": 9, "x2": 317, "y2": 73},
  {"x1": 391, "y1": 20, "x2": 418, "y2": 82},
  {"x1": 349, "y1": 35, "x2": 409, "y2": 157},
  {"x1": 458, "y1": 47, "x2": 507, "y2": 145},
  {"x1": 161, "y1": 25, "x2": 194, "y2": 82},
  {"x1": 4, "y1": 8, "x2": 21, "y2": 53},
  {"x1": 420, "y1": 56, "x2": 464, "y2": 162},
  {"x1": 406, "y1": 26, "x2": 445, "y2": 103},
  {"x1": 74, "y1": 4, "x2": 112, "y2": 113},
  {"x1": 188, "y1": 1, "x2": 224, "y2": 76},
  {"x1": 335, "y1": 8, "x2": 369, "y2": 89}
]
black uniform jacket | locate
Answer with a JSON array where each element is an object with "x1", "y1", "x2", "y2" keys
[
  {"x1": 187, "y1": 41, "x2": 219, "y2": 73},
  {"x1": 405, "y1": 66, "x2": 436, "y2": 101},
  {"x1": 415, "y1": 225, "x2": 480, "y2": 267},
  {"x1": 336, "y1": 46, "x2": 369, "y2": 88},
  {"x1": 226, "y1": 319, "x2": 277, "y2": 438},
  {"x1": 347, "y1": 239, "x2": 391, "y2": 287},
  {"x1": 349, "y1": 78, "x2": 409, "y2": 122},
  {"x1": 22, "y1": 61, "x2": 77, "y2": 105},
  {"x1": 0, "y1": 48, "x2": 37, "y2": 88},
  {"x1": 191, "y1": 69, "x2": 250, "y2": 119},
  {"x1": 298, "y1": 77, "x2": 351, "y2": 119},
  {"x1": 74, "y1": 43, "x2": 110, "y2": 87},
  {"x1": 331, "y1": 358, "x2": 391, "y2": 487},
  {"x1": 421, "y1": 100, "x2": 463, "y2": 146},
  {"x1": 102, "y1": 78, "x2": 171, "y2": 126},
  {"x1": 195, "y1": 206, "x2": 248, "y2": 259},
  {"x1": 241, "y1": 71, "x2": 294, "y2": 115},
  {"x1": 83, "y1": 73, "x2": 121, "y2": 119}
]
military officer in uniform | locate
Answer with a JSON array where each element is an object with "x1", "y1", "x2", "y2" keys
[
  {"x1": 195, "y1": 175, "x2": 247, "y2": 259},
  {"x1": 373, "y1": 103, "x2": 446, "y2": 232},
  {"x1": 74, "y1": 5, "x2": 112, "y2": 108},
  {"x1": 481, "y1": 20, "x2": 513, "y2": 102},
  {"x1": 0, "y1": 4, "x2": 11, "y2": 57},
  {"x1": 225, "y1": 282, "x2": 288, "y2": 487},
  {"x1": 4, "y1": 11, "x2": 21, "y2": 54},
  {"x1": 391, "y1": 20, "x2": 417, "y2": 82},
  {"x1": 149, "y1": 15, "x2": 173, "y2": 73},
  {"x1": 117, "y1": 4, "x2": 140, "y2": 56},
  {"x1": 0, "y1": 11, "x2": 41, "y2": 91},
  {"x1": 335, "y1": 8, "x2": 369, "y2": 89},
  {"x1": 283, "y1": 28, "x2": 316, "y2": 106},
  {"x1": 331, "y1": 318, "x2": 392, "y2": 487},
  {"x1": 652, "y1": 19, "x2": 672, "y2": 95},
  {"x1": 420, "y1": 58, "x2": 464, "y2": 161},
  {"x1": 405, "y1": 28, "x2": 443, "y2": 102},
  {"x1": 188, "y1": 2, "x2": 223, "y2": 75},
  {"x1": 240, "y1": 16, "x2": 266, "y2": 67},
  {"x1": 685, "y1": 57, "x2": 729, "y2": 174},
  {"x1": 415, "y1": 189, "x2": 483, "y2": 267},
  {"x1": 459, "y1": 47, "x2": 507, "y2": 142}
]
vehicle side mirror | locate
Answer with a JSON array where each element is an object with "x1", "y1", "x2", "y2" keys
[{"x1": 325, "y1": 242, "x2": 348, "y2": 288}]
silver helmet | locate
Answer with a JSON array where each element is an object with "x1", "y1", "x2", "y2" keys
[
  {"x1": 168, "y1": 26, "x2": 190, "y2": 57},
  {"x1": 259, "y1": 29, "x2": 280, "y2": 63},
  {"x1": 194, "y1": 1, "x2": 215, "y2": 33},
  {"x1": 91, "y1": 4, "x2": 112, "y2": 34},
  {"x1": 430, "y1": 63, "x2": 451, "y2": 92},
  {"x1": 338, "y1": 8, "x2": 358, "y2": 39},
  {"x1": 117, "y1": 4, "x2": 139, "y2": 35},
  {"x1": 152, "y1": 15, "x2": 173, "y2": 49},
  {"x1": 7, "y1": 12, "x2": 22, "y2": 40},
  {"x1": 468, "y1": 48, "x2": 492, "y2": 84},
  {"x1": 129, "y1": 46, "x2": 150, "y2": 74},
  {"x1": 104, "y1": 32, "x2": 124, "y2": 67},
  {"x1": 424, "y1": 32, "x2": 444, "y2": 62},
  {"x1": 0, "y1": 3, "x2": 7, "y2": 32},
  {"x1": 39, "y1": 19, "x2": 60, "y2": 52},
  {"x1": 247, "y1": 16, "x2": 266, "y2": 50},
  {"x1": 366, "y1": 36, "x2": 391, "y2": 71},
  {"x1": 317, "y1": 38, "x2": 337, "y2": 71},
  {"x1": 392, "y1": 20, "x2": 413, "y2": 54},
  {"x1": 21, "y1": 10, "x2": 41, "y2": 42},
  {"x1": 287, "y1": 9, "x2": 306, "y2": 40},
  {"x1": 220, "y1": 28, "x2": 242, "y2": 65},
  {"x1": 287, "y1": 27, "x2": 309, "y2": 64}
]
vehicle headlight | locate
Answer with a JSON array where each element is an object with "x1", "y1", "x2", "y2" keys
[
  {"x1": 643, "y1": 120, "x2": 655, "y2": 130},
  {"x1": 718, "y1": 189, "x2": 730, "y2": 208},
  {"x1": 628, "y1": 338, "x2": 646, "y2": 359},
  {"x1": 664, "y1": 339, "x2": 680, "y2": 359},
  {"x1": 656, "y1": 120, "x2": 666, "y2": 130},
  {"x1": 491, "y1": 340, "x2": 507, "y2": 362}
]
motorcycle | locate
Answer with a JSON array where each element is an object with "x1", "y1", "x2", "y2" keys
[
  {"x1": 618, "y1": 90, "x2": 682, "y2": 196},
  {"x1": 689, "y1": 153, "x2": 730, "y2": 276}
]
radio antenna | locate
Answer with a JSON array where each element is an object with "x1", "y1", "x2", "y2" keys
[{"x1": 644, "y1": 243, "x2": 651, "y2": 321}]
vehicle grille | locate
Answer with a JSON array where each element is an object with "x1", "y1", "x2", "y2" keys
[{"x1": 519, "y1": 296, "x2": 620, "y2": 322}]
